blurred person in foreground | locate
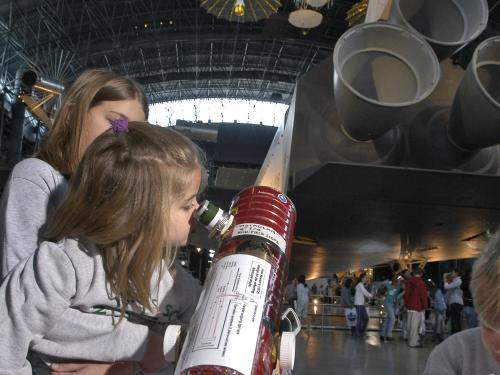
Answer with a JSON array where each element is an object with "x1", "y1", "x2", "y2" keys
[{"x1": 423, "y1": 232, "x2": 500, "y2": 374}]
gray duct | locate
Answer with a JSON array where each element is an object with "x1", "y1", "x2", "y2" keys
[
  {"x1": 330, "y1": 4, "x2": 497, "y2": 165},
  {"x1": 333, "y1": 22, "x2": 440, "y2": 141},
  {"x1": 389, "y1": 0, "x2": 488, "y2": 60},
  {"x1": 21, "y1": 69, "x2": 65, "y2": 94},
  {"x1": 448, "y1": 36, "x2": 500, "y2": 151}
]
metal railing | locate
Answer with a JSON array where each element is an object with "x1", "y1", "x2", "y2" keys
[
  {"x1": 289, "y1": 297, "x2": 443, "y2": 334},
  {"x1": 306, "y1": 300, "x2": 386, "y2": 331}
]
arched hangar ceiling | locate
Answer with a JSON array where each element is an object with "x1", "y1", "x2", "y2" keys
[{"x1": 0, "y1": 0, "x2": 359, "y2": 104}]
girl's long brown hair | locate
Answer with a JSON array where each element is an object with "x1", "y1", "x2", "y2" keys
[
  {"x1": 46, "y1": 122, "x2": 205, "y2": 319},
  {"x1": 37, "y1": 69, "x2": 148, "y2": 176}
]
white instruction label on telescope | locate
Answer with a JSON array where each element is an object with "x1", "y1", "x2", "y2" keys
[
  {"x1": 231, "y1": 223, "x2": 286, "y2": 254},
  {"x1": 175, "y1": 254, "x2": 271, "y2": 375}
]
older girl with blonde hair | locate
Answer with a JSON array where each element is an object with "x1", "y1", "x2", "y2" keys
[
  {"x1": 1, "y1": 69, "x2": 148, "y2": 272},
  {"x1": 0, "y1": 121, "x2": 204, "y2": 374}
]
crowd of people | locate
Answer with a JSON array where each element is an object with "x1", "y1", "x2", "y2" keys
[
  {"x1": 284, "y1": 266, "x2": 478, "y2": 345},
  {"x1": 283, "y1": 253, "x2": 499, "y2": 373}
]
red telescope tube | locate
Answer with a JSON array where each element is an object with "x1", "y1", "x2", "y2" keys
[{"x1": 175, "y1": 186, "x2": 296, "y2": 375}]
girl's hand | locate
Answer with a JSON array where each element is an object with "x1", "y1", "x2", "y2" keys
[{"x1": 49, "y1": 361, "x2": 133, "y2": 375}]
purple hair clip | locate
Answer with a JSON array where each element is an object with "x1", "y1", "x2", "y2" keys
[{"x1": 111, "y1": 118, "x2": 129, "y2": 134}]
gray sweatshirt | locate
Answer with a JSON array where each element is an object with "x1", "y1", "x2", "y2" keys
[
  {"x1": 0, "y1": 238, "x2": 201, "y2": 375},
  {"x1": 0, "y1": 158, "x2": 200, "y2": 370},
  {"x1": 0, "y1": 158, "x2": 68, "y2": 275},
  {"x1": 423, "y1": 327, "x2": 499, "y2": 375}
]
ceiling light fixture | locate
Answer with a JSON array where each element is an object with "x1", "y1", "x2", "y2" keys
[
  {"x1": 233, "y1": 0, "x2": 245, "y2": 17},
  {"x1": 288, "y1": 8, "x2": 323, "y2": 30},
  {"x1": 200, "y1": 0, "x2": 282, "y2": 23},
  {"x1": 289, "y1": 0, "x2": 325, "y2": 33}
]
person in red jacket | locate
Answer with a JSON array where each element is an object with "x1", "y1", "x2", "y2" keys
[{"x1": 404, "y1": 267, "x2": 428, "y2": 347}]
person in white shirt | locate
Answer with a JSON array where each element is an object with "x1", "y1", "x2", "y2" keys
[
  {"x1": 444, "y1": 268, "x2": 464, "y2": 334},
  {"x1": 296, "y1": 274, "x2": 310, "y2": 327},
  {"x1": 354, "y1": 273, "x2": 373, "y2": 337}
]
